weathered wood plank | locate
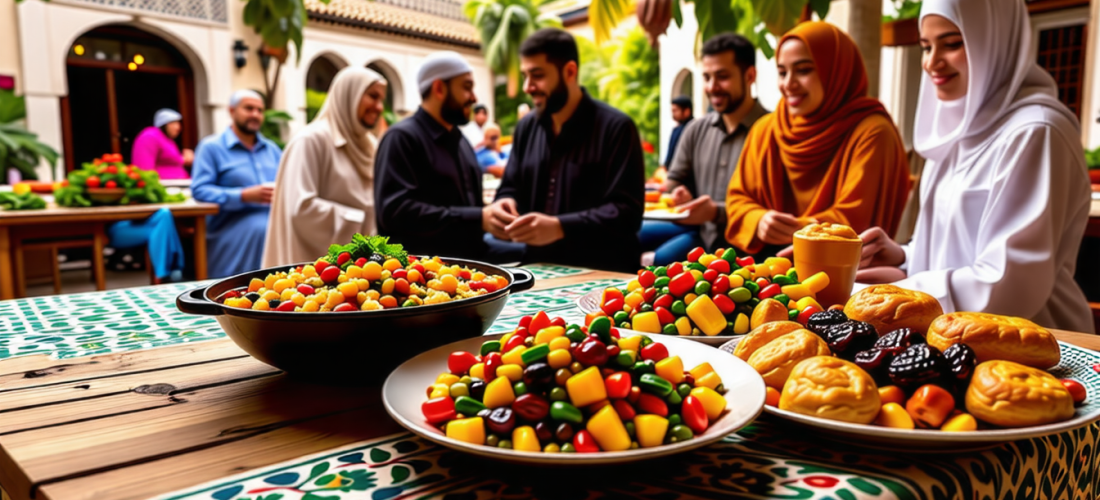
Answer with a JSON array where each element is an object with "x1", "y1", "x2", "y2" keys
[
  {"x1": 0, "y1": 341, "x2": 249, "y2": 393},
  {"x1": 37, "y1": 406, "x2": 403, "y2": 500},
  {"x1": 1, "y1": 375, "x2": 380, "y2": 498},
  {"x1": 0, "y1": 356, "x2": 279, "y2": 432}
]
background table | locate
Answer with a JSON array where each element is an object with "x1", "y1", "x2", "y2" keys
[
  {"x1": 0, "y1": 265, "x2": 1096, "y2": 500},
  {"x1": 0, "y1": 201, "x2": 219, "y2": 299}
]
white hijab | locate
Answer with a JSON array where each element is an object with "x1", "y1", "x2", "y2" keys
[
  {"x1": 313, "y1": 66, "x2": 387, "y2": 179},
  {"x1": 913, "y1": 0, "x2": 1075, "y2": 162}
]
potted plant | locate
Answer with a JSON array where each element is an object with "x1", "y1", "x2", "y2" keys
[
  {"x1": 0, "y1": 89, "x2": 59, "y2": 184},
  {"x1": 53, "y1": 154, "x2": 186, "y2": 207}
]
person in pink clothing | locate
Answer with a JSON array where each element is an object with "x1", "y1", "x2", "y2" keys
[{"x1": 131, "y1": 108, "x2": 193, "y2": 179}]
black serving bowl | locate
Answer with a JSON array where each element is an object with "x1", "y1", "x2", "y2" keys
[{"x1": 176, "y1": 258, "x2": 534, "y2": 382}]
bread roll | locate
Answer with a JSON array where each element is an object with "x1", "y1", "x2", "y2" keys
[
  {"x1": 843, "y1": 285, "x2": 943, "y2": 335},
  {"x1": 965, "y1": 360, "x2": 1075, "y2": 427},
  {"x1": 733, "y1": 321, "x2": 806, "y2": 360},
  {"x1": 927, "y1": 312, "x2": 1060, "y2": 369},
  {"x1": 779, "y1": 356, "x2": 881, "y2": 424},
  {"x1": 747, "y1": 330, "x2": 832, "y2": 389}
]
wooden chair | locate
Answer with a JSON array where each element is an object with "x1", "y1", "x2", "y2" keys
[{"x1": 12, "y1": 225, "x2": 106, "y2": 297}]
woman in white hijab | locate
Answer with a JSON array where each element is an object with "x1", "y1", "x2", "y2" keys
[
  {"x1": 262, "y1": 67, "x2": 387, "y2": 266},
  {"x1": 856, "y1": 0, "x2": 1094, "y2": 333}
]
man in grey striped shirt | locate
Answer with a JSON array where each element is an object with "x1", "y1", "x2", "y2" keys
[{"x1": 641, "y1": 33, "x2": 768, "y2": 265}]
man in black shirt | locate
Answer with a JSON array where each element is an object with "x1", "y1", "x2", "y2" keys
[
  {"x1": 375, "y1": 51, "x2": 518, "y2": 261},
  {"x1": 486, "y1": 29, "x2": 645, "y2": 272}
]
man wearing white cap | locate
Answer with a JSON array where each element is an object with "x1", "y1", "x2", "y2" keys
[
  {"x1": 375, "y1": 51, "x2": 519, "y2": 261},
  {"x1": 191, "y1": 89, "x2": 283, "y2": 277}
]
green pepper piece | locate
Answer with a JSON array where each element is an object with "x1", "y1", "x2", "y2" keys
[
  {"x1": 772, "y1": 275, "x2": 793, "y2": 286},
  {"x1": 694, "y1": 281, "x2": 711, "y2": 296},
  {"x1": 686, "y1": 262, "x2": 706, "y2": 273},
  {"x1": 720, "y1": 247, "x2": 738, "y2": 263},
  {"x1": 588, "y1": 316, "x2": 613, "y2": 344},
  {"x1": 550, "y1": 401, "x2": 584, "y2": 424},
  {"x1": 660, "y1": 286, "x2": 671, "y2": 296},
  {"x1": 613, "y1": 311, "x2": 630, "y2": 324},
  {"x1": 639, "y1": 373, "x2": 674, "y2": 397},
  {"x1": 668, "y1": 414, "x2": 683, "y2": 426},
  {"x1": 624, "y1": 421, "x2": 636, "y2": 438},
  {"x1": 668, "y1": 424, "x2": 694, "y2": 443},
  {"x1": 788, "y1": 309, "x2": 799, "y2": 321},
  {"x1": 654, "y1": 266, "x2": 667, "y2": 277},
  {"x1": 632, "y1": 359, "x2": 656, "y2": 376},
  {"x1": 677, "y1": 383, "x2": 692, "y2": 397},
  {"x1": 671, "y1": 300, "x2": 687, "y2": 315},
  {"x1": 743, "y1": 281, "x2": 760, "y2": 294},
  {"x1": 565, "y1": 327, "x2": 587, "y2": 343},
  {"x1": 787, "y1": 269, "x2": 798, "y2": 282},
  {"x1": 666, "y1": 389, "x2": 683, "y2": 405},
  {"x1": 615, "y1": 349, "x2": 637, "y2": 367},
  {"x1": 774, "y1": 294, "x2": 790, "y2": 307},
  {"x1": 454, "y1": 395, "x2": 486, "y2": 416},
  {"x1": 728, "y1": 287, "x2": 752, "y2": 303},
  {"x1": 480, "y1": 340, "x2": 502, "y2": 356},
  {"x1": 402, "y1": 299, "x2": 418, "y2": 307},
  {"x1": 561, "y1": 443, "x2": 576, "y2": 453},
  {"x1": 639, "y1": 336, "x2": 654, "y2": 347},
  {"x1": 662, "y1": 324, "x2": 678, "y2": 335},
  {"x1": 653, "y1": 276, "x2": 671, "y2": 289},
  {"x1": 520, "y1": 343, "x2": 550, "y2": 365}
]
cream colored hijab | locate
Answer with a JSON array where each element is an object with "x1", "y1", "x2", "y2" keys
[{"x1": 315, "y1": 66, "x2": 387, "y2": 178}]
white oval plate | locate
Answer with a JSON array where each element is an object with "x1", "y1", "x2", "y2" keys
[
  {"x1": 644, "y1": 210, "x2": 689, "y2": 221},
  {"x1": 576, "y1": 288, "x2": 741, "y2": 347},
  {"x1": 718, "y1": 338, "x2": 1100, "y2": 452},
  {"x1": 383, "y1": 332, "x2": 766, "y2": 465}
]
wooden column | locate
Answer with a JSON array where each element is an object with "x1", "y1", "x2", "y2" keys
[
  {"x1": 0, "y1": 226, "x2": 13, "y2": 300},
  {"x1": 848, "y1": 0, "x2": 883, "y2": 98}
]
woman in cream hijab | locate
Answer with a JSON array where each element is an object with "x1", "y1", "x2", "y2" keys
[
  {"x1": 263, "y1": 67, "x2": 387, "y2": 266},
  {"x1": 857, "y1": 0, "x2": 1093, "y2": 332}
]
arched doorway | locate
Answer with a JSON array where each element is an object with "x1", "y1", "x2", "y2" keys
[
  {"x1": 305, "y1": 53, "x2": 347, "y2": 122},
  {"x1": 672, "y1": 68, "x2": 694, "y2": 111},
  {"x1": 61, "y1": 25, "x2": 197, "y2": 171}
]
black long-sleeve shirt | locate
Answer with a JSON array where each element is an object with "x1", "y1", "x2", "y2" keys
[
  {"x1": 374, "y1": 108, "x2": 487, "y2": 259},
  {"x1": 496, "y1": 90, "x2": 645, "y2": 272}
]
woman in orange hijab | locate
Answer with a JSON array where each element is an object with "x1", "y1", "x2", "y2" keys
[{"x1": 725, "y1": 21, "x2": 910, "y2": 255}]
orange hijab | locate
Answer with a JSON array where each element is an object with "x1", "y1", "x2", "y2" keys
[{"x1": 725, "y1": 21, "x2": 910, "y2": 254}]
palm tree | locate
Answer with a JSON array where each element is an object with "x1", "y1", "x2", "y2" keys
[{"x1": 464, "y1": 0, "x2": 562, "y2": 97}]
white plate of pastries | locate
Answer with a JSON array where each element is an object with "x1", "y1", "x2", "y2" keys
[{"x1": 722, "y1": 285, "x2": 1100, "y2": 452}]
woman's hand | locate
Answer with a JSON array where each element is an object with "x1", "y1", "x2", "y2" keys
[
  {"x1": 858, "y1": 227, "x2": 906, "y2": 269},
  {"x1": 855, "y1": 266, "x2": 907, "y2": 284},
  {"x1": 756, "y1": 210, "x2": 802, "y2": 245}
]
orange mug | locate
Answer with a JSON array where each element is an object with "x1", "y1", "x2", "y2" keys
[{"x1": 793, "y1": 223, "x2": 862, "y2": 308}]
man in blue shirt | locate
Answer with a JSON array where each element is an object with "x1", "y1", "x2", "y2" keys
[
  {"x1": 474, "y1": 123, "x2": 507, "y2": 178},
  {"x1": 191, "y1": 90, "x2": 282, "y2": 278}
]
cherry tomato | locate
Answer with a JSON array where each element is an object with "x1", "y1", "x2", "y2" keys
[
  {"x1": 394, "y1": 278, "x2": 410, "y2": 296},
  {"x1": 612, "y1": 399, "x2": 636, "y2": 420},
  {"x1": 682, "y1": 395, "x2": 709, "y2": 432},
  {"x1": 275, "y1": 300, "x2": 296, "y2": 311},
  {"x1": 448, "y1": 351, "x2": 478, "y2": 375},
  {"x1": 483, "y1": 352, "x2": 503, "y2": 382},
  {"x1": 86, "y1": 176, "x2": 101, "y2": 188},
  {"x1": 105, "y1": 180, "x2": 118, "y2": 188},
  {"x1": 314, "y1": 260, "x2": 330, "y2": 273},
  {"x1": 636, "y1": 393, "x2": 668, "y2": 417},
  {"x1": 706, "y1": 258, "x2": 731, "y2": 274},
  {"x1": 136, "y1": 181, "x2": 145, "y2": 188},
  {"x1": 601, "y1": 298, "x2": 625, "y2": 316},
  {"x1": 336, "y1": 252, "x2": 351, "y2": 266},
  {"x1": 551, "y1": 316, "x2": 567, "y2": 328},
  {"x1": 573, "y1": 430, "x2": 600, "y2": 452},
  {"x1": 1062, "y1": 379, "x2": 1086, "y2": 404},
  {"x1": 702, "y1": 269, "x2": 719, "y2": 283},
  {"x1": 297, "y1": 284, "x2": 315, "y2": 295},
  {"x1": 797, "y1": 305, "x2": 822, "y2": 325},
  {"x1": 667, "y1": 262, "x2": 684, "y2": 277},
  {"x1": 320, "y1": 265, "x2": 341, "y2": 283},
  {"x1": 421, "y1": 396, "x2": 456, "y2": 424},
  {"x1": 638, "y1": 270, "x2": 656, "y2": 288},
  {"x1": 105, "y1": 165, "x2": 118, "y2": 174},
  {"x1": 640, "y1": 342, "x2": 669, "y2": 362},
  {"x1": 355, "y1": 257, "x2": 368, "y2": 267},
  {"x1": 653, "y1": 294, "x2": 674, "y2": 311},
  {"x1": 686, "y1": 247, "x2": 705, "y2": 263},
  {"x1": 604, "y1": 372, "x2": 631, "y2": 399}
]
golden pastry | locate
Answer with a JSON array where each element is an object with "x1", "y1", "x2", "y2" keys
[
  {"x1": 843, "y1": 285, "x2": 943, "y2": 335},
  {"x1": 751, "y1": 298, "x2": 791, "y2": 330},
  {"x1": 927, "y1": 312, "x2": 1060, "y2": 369},
  {"x1": 965, "y1": 360, "x2": 1075, "y2": 427},
  {"x1": 780, "y1": 356, "x2": 881, "y2": 424},
  {"x1": 747, "y1": 330, "x2": 832, "y2": 389},
  {"x1": 733, "y1": 321, "x2": 806, "y2": 361}
]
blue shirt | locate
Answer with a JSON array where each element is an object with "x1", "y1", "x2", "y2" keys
[
  {"x1": 475, "y1": 147, "x2": 508, "y2": 172},
  {"x1": 191, "y1": 128, "x2": 282, "y2": 277}
]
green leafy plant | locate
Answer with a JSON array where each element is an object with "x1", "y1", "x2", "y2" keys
[
  {"x1": 1086, "y1": 146, "x2": 1100, "y2": 170},
  {"x1": 464, "y1": 0, "x2": 562, "y2": 96},
  {"x1": 261, "y1": 109, "x2": 293, "y2": 148},
  {"x1": 577, "y1": 27, "x2": 661, "y2": 178},
  {"x1": 493, "y1": 82, "x2": 533, "y2": 136},
  {"x1": 0, "y1": 191, "x2": 47, "y2": 210},
  {"x1": 306, "y1": 88, "x2": 328, "y2": 123},
  {"x1": 54, "y1": 153, "x2": 185, "y2": 206},
  {"x1": 590, "y1": 0, "x2": 829, "y2": 58},
  {"x1": 326, "y1": 234, "x2": 409, "y2": 267},
  {"x1": 0, "y1": 89, "x2": 59, "y2": 182},
  {"x1": 242, "y1": 0, "x2": 333, "y2": 109},
  {"x1": 883, "y1": 0, "x2": 922, "y2": 23}
]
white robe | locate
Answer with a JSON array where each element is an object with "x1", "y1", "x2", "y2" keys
[{"x1": 898, "y1": 104, "x2": 1094, "y2": 333}]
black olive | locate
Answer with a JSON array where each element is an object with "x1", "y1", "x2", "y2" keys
[
  {"x1": 888, "y1": 344, "x2": 948, "y2": 389},
  {"x1": 535, "y1": 420, "x2": 554, "y2": 443},
  {"x1": 806, "y1": 310, "x2": 849, "y2": 337},
  {"x1": 555, "y1": 422, "x2": 574, "y2": 443},
  {"x1": 368, "y1": 253, "x2": 385, "y2": 264},
  {"x1": 268, "y1": 299, "x2": 280, "y2": 309},
  {"x1": 468, "y1": 379, "x2": 486, "y2": 400},
  {"x1": 245, "y1": 292, "x2": 261, "y2": 303}
]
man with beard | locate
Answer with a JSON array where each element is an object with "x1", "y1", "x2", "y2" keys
[
  {"x1": 640, "y1": 34, "x2": 767, "y2": 265},
  {"x1": 485, "y1": 28, "x2": 645, "y2": 272},
  {"x1": 375, "y1": 52, "x2": 517, "y2": 260},
  {"x1": 192, "y1": 89, "x2": 283, "y2": 277}
]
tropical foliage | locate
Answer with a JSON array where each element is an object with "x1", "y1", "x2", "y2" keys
[
  {"x1": 493, "y1": 82, "x2": 534, "y2": 136},
  {"x1": 306, "y1": 88, "x2": 328, "y2": 123},
  {"x1": 578, "y1": 28, "x2": 662, "y2": 177},
  {"x1": 464, "y1": 0, "x2": 562, "y2": 96},
  {"x1": 261, "y1": 109, "x2": 293, "y2": 149},
  {"x1": 0, "y1": 89, "x2": 59, "y2": 182},
  {"x1": 1086, "y1": 146, "x2": 1100, "y2": 170},
  {"x1": 593, "y1": 0, "x2": 829, "y2": 58},
  {"x1": 883, "y1": 0, "x2": 922, "y2": 23}
]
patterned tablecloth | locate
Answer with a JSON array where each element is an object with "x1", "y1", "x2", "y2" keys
[{"x1": 0, "y1": 264, "x2": 1097, "y2": 500}]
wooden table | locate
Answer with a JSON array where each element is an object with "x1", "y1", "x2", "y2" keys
[
  {"x1": 0, "y1": 201, "x2": 218, "y2": 299},
  {"x1": 0, "y1": 270, "x2": 1095, "y2": 500}
]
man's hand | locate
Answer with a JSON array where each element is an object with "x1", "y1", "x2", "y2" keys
[
  {"x1": 241, "y1": 184, "x2": 274, "y2": 204},
  {"x1": 484, "y1": 198, "x2": 518, "y2": 239},
  {"x1": 504, "y1": 212, "x2": 564, "y2": 246},
  {"x1": 858, "y1": 227, "x2": 906, "y2": 269},
  {"x1": 756, "y1": 210, "x2": 802, "y2": 245},
  {"x1": 855, "y1": 266, "x2": 908, "y2": 284},
  {"x1": 676, "y1": 195, "x2": 718, "y2": 226},
  {"x1": 669, "y1": 185, "x2": 693, "y2": 206}
]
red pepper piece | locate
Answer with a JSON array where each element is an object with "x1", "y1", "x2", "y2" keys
[
  {"x1": 606, "y1": 344, "x2": 621, "y2": 358},
  {"x1": 392, "y1": 269, "x2": 408, "y2": 280},
  {"x1": 640, "y1": 342, "x2": 669, "y2": 362},
  {"x1": 573, "y1": 430, "x2": 600, "y2": 452},
  {"x1": 602, "y1": 298, "x2": 625, "y2": 316},
  {"x1": 503, "y1": 334, "x2": 525, "y2": 353},
  {"x1": 513, "y1": 326, "x2": 530, "y2": 339},
  {"x1": 459, "y1": 269, "x2": 471, "y2": 280},
  {"x1": 551, "y1": 316, "x2": 567, "y2": 328},
  {"x1": 333, "y1": 303, "x2": 356, "y2": 312},
  {"x1": 798, "y1": 305, "x2": 822, "y2": 325},
  {"x1": 483, "y1": 352, "x2": 503, "y2": 382},
  {"x1": 421, "y1": 396, "x2": 456, "y2": 425},
  {"x1": 702, "y1": 269, "x2": 718, "y2": 283},
  {"x1": 275, "y1": 300, "x2": 296, "y2": 311},
  {"x1": 448, "y1": 351, "x2": 478, "y2": 375},
  {"x1": 528, "y1": 311, "x2": 552, "y2": 335},
  {"x1": 320, "y1": 266, "x2": 341, "y2": 283},
  {"x1": 735, "y1": 256, "x2": 755, "y2": 267},
  {"x1": 654, "y1": 307, "x2": 675, "y2": 326},
  {"x1": 682, "y1": 395, "x2": 709, "y2": 432},
  {"x1": 653, "y1": 294, "x2": 674, "y2": 311},
  {"x1": 669, "y1": 272, "x2": 696, "y2": 297},
  {"x1": 712, "y1": 294, "x2": 736, "y2": 315},
  {"x1": 519, "y1": 315, "x2": 532, "y2": 329},
  {"x1": 604, "y1": 372, "x2": 632, "y2": 399},
  {"x1": 643, "y1": 287, "x2": 658, "y2": 303},
  {"x1": 337, "y1": 252, "x2": 351, "y2": 266},
  {"x1": 627, "y1": 386, "x2": 641, "y2": 403},
  {"x1": 636, "y1": 393, "x2": 668, "y2": 417},
  {"x1": 712, "y1": 275, "x2": 731, "y2": 295},
  {"x1": 706, "y1": 258, "x2": 731, "y2": 274},
  {"x1": 612, "y1": 399, "x2": 637, "y2": 420},
  {"x1": 297, "y1": 284, "x2": 315, "y2": 295},
  {"x1": 667, "y1": 262, "x2": 684, "y2": 278},
  {"x1": 687, "y1": 247, "x2": 706, "y2": 263},
  {"x1": 314, "y1": 260, "x2": 330, "y2": 273},
  {"x1": 638, "y1": 270, "x2": 657, "y2": 288},
  {"x1": 602, "y1": 288, "x2": 625, "y2": 305},
  {"x1": 758, "y1": 283, "x2": 781, "y2": 300}
]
